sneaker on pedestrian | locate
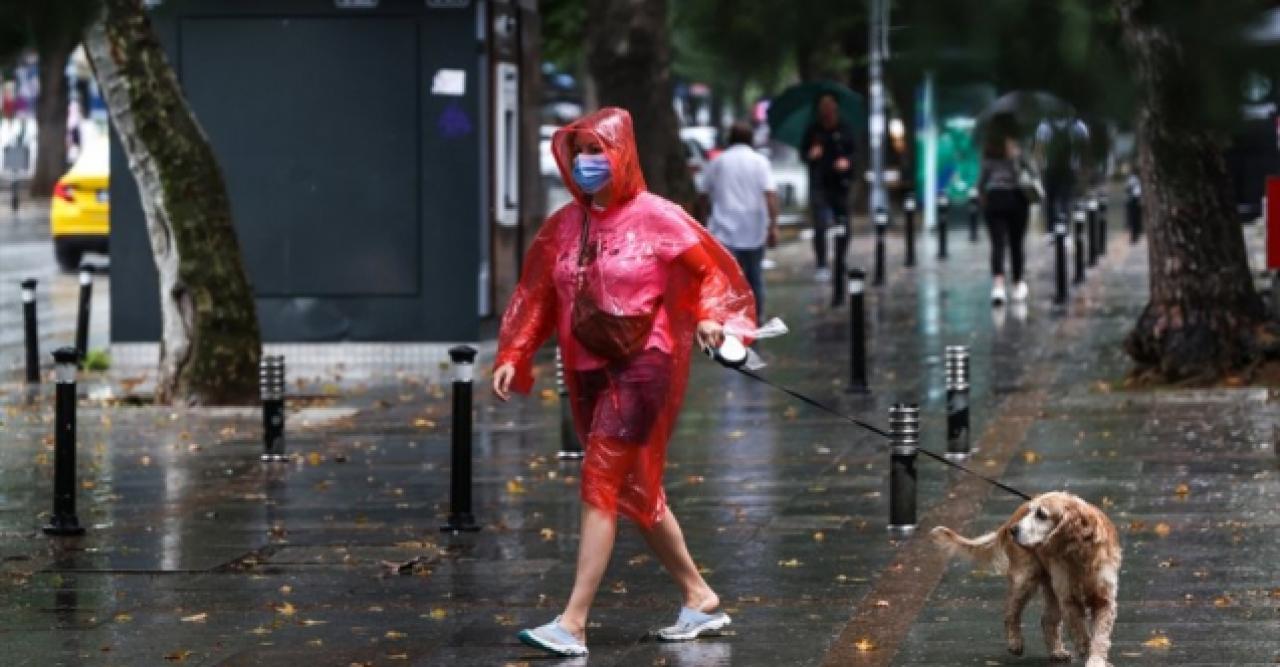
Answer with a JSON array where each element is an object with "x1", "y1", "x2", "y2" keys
[
  {"x1": 991, "y1": 284, "x2": 1007, "y2": 306},
  {"x1": 814, "y1": 267, "x2": 831, "y2": 282},
  {"x1": 1012, "y1": 281, "x2": 1029, "y2": 302},
  {"x1": 655, "y1": 607, "x2": 732, "y2": 641},
  {"x1": 517, "y1": 616, "x2": 588, "y2": 657}
]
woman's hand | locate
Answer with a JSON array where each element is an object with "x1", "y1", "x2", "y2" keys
[
  {"x1": 696, "y1": 320, "x2": 725, "y2": 352},
  {"x1": 492, "y1": 363, "x2": 516, "y2": 402}
]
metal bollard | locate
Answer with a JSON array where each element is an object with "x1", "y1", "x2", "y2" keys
[
  {"x1": 22, "y1": 278, "x2": 39, "y2": 383},
  {"x1": 74, "y1": 266, "x2": 93, "y2": 366},
  {"x1": 831, "y1": 223, "x2": 848, "y2": 308},
  {"x1": 1073, "y1": 208, "x2": 1087, "y2": 285},
  {"x1": 556, "y1": 347, "x2": 583, "y2": 460},
  {"x1": 1096, "y1": 194, "x2": 1108, "y2": 255},
  {"x1": 1127, "y1": 180, "x2": 1143, "y2": 243},
  {"x1": 903, "y1": 195, "x2": 917, "y2": 267},
  {"x1": 1097, "y1": 194, "x2": 1109, "y2": 255},
  {"x1": 1053, "y1": 217, "x2": 1068, "y2": 305},
  {"x1": 442, "y1": 345, "x2": 481, "y2": 533},
  {"x1": 887, "y1": 403, "x2": 919, "y2": 536},
  {"x1": 1086, "y1": 199, "x2": 1099, "y2": 267},
  {"x1": 968, "y1": 188, "x2": 980, "y2": 242},
  {"x1": 846, "y1": 268, "x2": 870, "y2": 394},
  {"x1": 260, "y1": 355, "x2": 287, "y2": 462},
  {"x1": 44, "y1": 347, "x2": 85, "y2": 536},
  {"x1": 937, "y1": 195, "x2": 950, "y2": 260},
  {"x1": 944, "y1": 346, "x2": 971, "y2": 460},
  {"x1": 872, "y1": 207, "x2": 888, "y2": 286}
]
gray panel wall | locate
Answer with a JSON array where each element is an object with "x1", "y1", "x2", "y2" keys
[{"x1": 110, "y1": 0, "x2": 483, "y2": 343}]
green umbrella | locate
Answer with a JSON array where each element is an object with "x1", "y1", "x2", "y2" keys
[{"x1": 766, "y1": 81, "x2": 866, "y2": 150}]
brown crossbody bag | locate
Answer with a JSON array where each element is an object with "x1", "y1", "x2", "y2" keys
[{"x1": 570, "y1": 208, "x2": 660, "y2": 361}]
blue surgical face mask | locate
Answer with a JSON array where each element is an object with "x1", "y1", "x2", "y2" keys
[{"x1": 572, "y1": 154, "x2": 611, "y2": 194}]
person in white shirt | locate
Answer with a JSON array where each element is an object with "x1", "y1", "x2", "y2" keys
[{"x1": 700, "y1": 122, "x2": 779, "y2": 322}]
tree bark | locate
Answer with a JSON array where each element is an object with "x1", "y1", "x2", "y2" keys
[
  {"x1": 584, "y1": 0, "x2": 694, "y2": 208},
  {"x1": 1117, "y1": 0, "x2": 1279, "y2": 382},
  {"x1": 29, "y1": 17, "x2": 76, "y2": 197},
  {"x1": 84, "y1": 0, "x2": 261, "y2": 405}
]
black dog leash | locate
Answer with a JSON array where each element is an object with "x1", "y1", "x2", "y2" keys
[{"x1": 731, "y1": 366, "x2": 1034, "y2": 501}]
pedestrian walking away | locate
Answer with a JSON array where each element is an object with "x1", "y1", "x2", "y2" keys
[
  {"x1": 1034, "y1": 116, "x2": 1089, "y2": 233},
  {"x1": 491, "y1": 107, "x2": 758, "y2": 657},
  {"x1": 701, "y1": 121, "x2": 779, "y2": 323},
  {"x1": 978, "y1": 116, "x2": 1031, "y2": 306},
  {"x1": 803, "y1": 92, "x2": 856, "y2": 281}
]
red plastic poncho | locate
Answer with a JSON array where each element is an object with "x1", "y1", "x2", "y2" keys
[{"x1": 494, "y1": 107, "x2": 756, "y2": 528}]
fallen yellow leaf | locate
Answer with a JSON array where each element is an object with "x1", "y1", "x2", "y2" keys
[
  {"x1": 428, "y1": 608, "x2": 448, "y2": 620},
  {"x1": 778, "y1": 558, "x2": 802, "y2": 568},
  {"x1": 813, "y1": 531, "x2": 826, "y2": 542},
  {"x1": 506, "y1": 479, "x2": 526, "y2": 494},
  {"x1": 413, "y1": 418, "x2": 436, "y2": 429},
  {"x1": 854, "y1": 637, "x2": 876, "y2": 652},
  {"x1": 874, "y1": 599, "x2": 890, "y2": 608},
  {"x1": 1154, "y1": 522, "x2": 1172, "y2": 537},
  {"x1": 307, "y1": 452, "x2": 322, "y2": 466},
  {"x1": 385, "y1": 630, "x2": 406, "y2": 640},
  {"x1": 301, "y1": 618, "x2": 328, "y2": 626},
  {"x1": 540, "y1": 528, "x2": 555, "y2": 541},
  {"x1": 1143, "y1": 634, "x2": 1171, "y2": 649},
  {"x1": 1174, "y1": 483, "x2": 1190, "y2": 498},
  {"x1": 686, "y1": 475, "x2": 705, "y2": 484},
  {"x1": 114, "y1": 613, "x2": 133, "y2": 623},
  {"x1": 180, "y1": 612, "x2": 207, "y2": 623},
  {"x1": 276, "y1": 602, "x2": 296, "y2": 616},
  {"x1": 1022, "y1": 450, "x2": 1040, "y2": 464},
  {"x1": 1213, "y1": 595, "x2": 1232, "y2": 607},
  {"x1": 163, "y1": 650, "x2": 192, "y2": 662}
]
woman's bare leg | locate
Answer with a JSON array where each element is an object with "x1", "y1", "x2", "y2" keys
[
  {"x1": 638, "y1": 505, "x2": 719, "y2": 611},
  {"x1": 559, "y1": 503, "x2": 618, "y2": 639}
]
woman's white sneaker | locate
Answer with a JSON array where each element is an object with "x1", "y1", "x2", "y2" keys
[
  {"x1": 1012, "y1": 281, "x2": 1029, "y2": 302},
  {"x1": 991, "y1": 284, "x2": 1007, "y2": 306}
]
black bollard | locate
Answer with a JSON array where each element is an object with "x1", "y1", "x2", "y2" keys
[
  {"x1": 44, "y1": 347, "x2": 85, "y2": 536},
  {"x1": 846, "y1": 268, "x2": 869, "y2": 394},
  {"x1": 556, "y1": 347, "x2": 583, "y2": 461},
  {"x1": 945, "y1": 346, "x2": 971, "y2": 460},
  {"x1": 1053, "y1": 217, "x2": 1068, "y2": 305},
  {"x1": 1127, "y1": 178, "x2": 1143, "y2": 243},
  {"x1": 1073, "y1": 208, "x2": 1087, "y2": 285},
  {"x1": 74, "y1": 266, "x2": 93, "y2": 366},
  {"x1": 887, "y1": 403, "x2": 919, "y2": 536},
  {"x1": 442, "y1": 345, "x2": 481, "y2": 533},
  {"x1": 260, "y1": 355, "x2": 286, "y2": 462},
  {"x1": 1096, "y1": 195, "x2": 1108, "y2": 256},
  {"x1": 831, "y1": 223, "x2": 848, "y2": 308},
  {"x1": 903, "y1": 195, "x2": 917, "y2": 267},
  {"x1": 22, "y1": 278, "x2": 39, "y2": 384},
  {"x1": 968, "y1": 188, "x2": 980, "y2": 242},
  {"x1": 872, "y1": 207, "x2": 888, "y2": 286},
  {"x1": 937, "y1": 195, "x2": 950, "y2": 260},
  {"x1": 1086, "y1": 201, "x2": 1099, "y2": 268}
]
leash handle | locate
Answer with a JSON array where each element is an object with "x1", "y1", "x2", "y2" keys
[{"x1": 732, "y1": 367, "x2": 1032, "y2": 501}]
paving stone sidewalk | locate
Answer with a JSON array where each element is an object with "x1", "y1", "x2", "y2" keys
[{"x1": 0, "y1": 204, "x2": 1275, "y2": 666}]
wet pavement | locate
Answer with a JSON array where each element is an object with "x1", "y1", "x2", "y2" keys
[{"x1": 0, "y1": 201, "x2": 1277, "y2": 666}]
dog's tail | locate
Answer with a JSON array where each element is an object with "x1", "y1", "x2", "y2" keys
[{"x1": 930, "y1": 526, "x2": 1008, "y2": 574}]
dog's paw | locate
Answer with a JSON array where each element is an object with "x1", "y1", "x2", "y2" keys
[
  {"x1": 1005, "y1": 637, "x2": 1024, "y2": 656},
  {"x1": 1048, "y1": 649, "x2": 1072, "y2": 662}
]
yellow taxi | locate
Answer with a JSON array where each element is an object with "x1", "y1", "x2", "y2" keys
[{"x1": 50, "y1": 135, "x2": 109, "y2": 271}]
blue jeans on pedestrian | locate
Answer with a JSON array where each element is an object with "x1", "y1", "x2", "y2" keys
[{"x1": 731, "y1": 247, "x2": 765, "y2": 323}]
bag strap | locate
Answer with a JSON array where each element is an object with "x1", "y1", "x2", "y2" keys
[{"x1": 577, "y1": 206, "x2": 590, "y2": 268}]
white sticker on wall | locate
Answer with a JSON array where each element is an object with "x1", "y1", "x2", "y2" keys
[{"x1": 431, "y1": 69, "x2": 467, "y2": 96}]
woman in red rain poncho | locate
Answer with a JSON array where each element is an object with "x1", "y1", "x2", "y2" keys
[{"x1": 493, "y1": 108, "x2": 756, "y2": 657}]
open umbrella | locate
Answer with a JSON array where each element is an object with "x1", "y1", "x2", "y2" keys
[
  {"x1": 766, "y1": 81, "x2": 866, "y2": 150},
  {"x1": 972, "y1": 90, "x2": 1075, "y2": 141}
]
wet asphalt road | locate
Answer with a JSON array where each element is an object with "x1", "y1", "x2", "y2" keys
[
  {"x1": 0, "y1": 204, "x2": 110, "y2": 379},
  {"x1": 0, "y1": 201, "x2": 1276, "y2": 666}
]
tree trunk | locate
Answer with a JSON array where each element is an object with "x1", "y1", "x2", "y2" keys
[
  {"x1": 584, "y1": 0, "x2": 694, "y2": 208},
  {"x1": 84, "y1": 0, "x2": 261, "y2": 405},
  {"x1": 29, "y1": 21, "x2": 76, "y2": 197},
  {"x1": 1117, "y1": 0, "x2": 1279, "y2": 382}
]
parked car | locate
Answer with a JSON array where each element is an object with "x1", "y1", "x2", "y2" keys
[
  {"x1": 760, "y1": 141, "x2": 809, "y2": 222},
  {"x1": 680, "y1": 125, "x2": 722, "y2": 161},
  {"x1": 50, "y1": 134, "x2": 108, "y2": 271},
  {"x1": 683, "y1": 137, "x2": 709, "y2": 193}
]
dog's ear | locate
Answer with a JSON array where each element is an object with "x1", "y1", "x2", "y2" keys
[{"x1": 1049, "y1": 498, "x2": 1098, "y2": 546}]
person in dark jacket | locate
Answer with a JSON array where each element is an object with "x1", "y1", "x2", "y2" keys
[
  {"x1": 801, "y1": 92, "x2": 856, "y2": 282},
  {"x1": 978, "y1": 127, "x2": 1031, "y2": 305}
]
